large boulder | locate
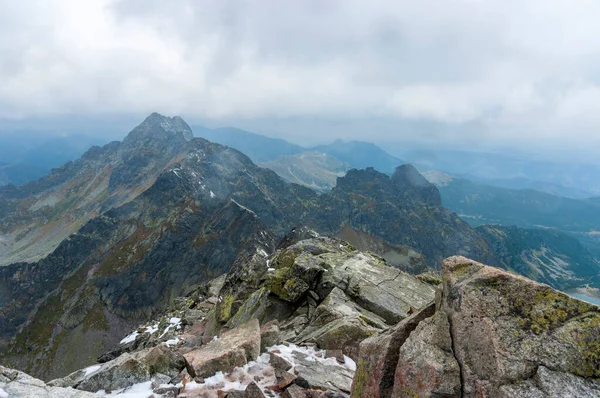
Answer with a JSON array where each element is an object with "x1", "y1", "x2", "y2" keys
[
  {"x1": 293, "y1": 287, "x2": 386, "y2": 358},
  {"x1": 49, "y1": 343, "x2": 186, "y2": 392},
  {"x1": 184, "y1": 319, "x2": 261, "y2": 378},
  {"x1": 350, "y1": 301, "x2": 436, "y2": 398},
  {"x1": 0, "y1": 366, "x2": 98, "y2": 398},
  {"x1": 352, "y1": 256, "x2": 600, "y2": 398}
]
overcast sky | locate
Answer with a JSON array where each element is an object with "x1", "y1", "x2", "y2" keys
[{"x1": 2, "y1": 0, "x2": 600, "y2": 157}]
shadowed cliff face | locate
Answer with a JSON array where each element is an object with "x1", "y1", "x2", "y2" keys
[{"x1": 0, "y1": 114, "x2": 493, "y2": 379}]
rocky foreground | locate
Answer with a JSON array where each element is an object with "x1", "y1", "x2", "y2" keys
[{"x1": 2, "y1": 238, "x2": 600, "y2": 397}]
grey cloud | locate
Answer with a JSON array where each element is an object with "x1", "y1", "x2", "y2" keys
[{"x1": 1, "y1": 0, "x2": 600, "y2": 155}]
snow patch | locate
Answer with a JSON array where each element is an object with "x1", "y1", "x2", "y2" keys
[
  {"x1": 97, "y1": 380, "x2": 153, "y2": 397},
  {"x1": 146, "y1": 323, "x2": 159, "y2": 334},
  {"x1": 210, "y1": 190, "x2": 216, "y2": 198},
  {"x1": 0, "y1": 388, "x2": 8, "y2": 398},
  {"x1": 267, "y1": 268, "x2": 275, "y2": 272},
  {"x1": 119, "y1": 331, "x2": 139, "y2": 345},
  {"x1": 165, "y1": 338, "x2": 180, "y2": 347},
  {"x1": 84, "y1": 364, "x2": 102, "y2": 376},
  {"x1": 344, "y1": 355, "x2": 357, "y2": 371},
  {"x1": 169, "y1": 317, "x2": 181, "y2": 324}
]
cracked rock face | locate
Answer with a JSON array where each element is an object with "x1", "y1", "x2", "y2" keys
[
  {"x1": 352, "y1": 256, "x2": 600, "y2": 398},
  {"x1": 213, "y1": 237, "x2": 436, "y2": 358}
]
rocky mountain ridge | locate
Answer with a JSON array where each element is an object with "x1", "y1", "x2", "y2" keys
[
  {"x1": 1, "y1": 242, "x2": 599, "y2": 397},
  {"x1": 0, "y1": 114, "x2": 487, "y2": 380},
  {"x1": 2, "y1": 112, "x2": 600, "y2": 388}
]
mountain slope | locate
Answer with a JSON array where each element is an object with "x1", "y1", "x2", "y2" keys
[
  {"x1": 311, "y1": 139, "x2": 404, "y2": 174},
  {"x1": 479, "y1": 225, "x2": 600, "y2": 289},
  {"x1": 2, "y1": 113, "x2": 598, "y2": 382},
  {"x1": 259, "y1": 151, "x2": 350, "y2": 192},
  {"x1": 423, "y1": 171, "x2": 600, "y2": 233},
  {"x1": 193, "y1": 126, "x2": 304, "y2": 163}
]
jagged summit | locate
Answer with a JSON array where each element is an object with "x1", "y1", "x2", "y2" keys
[
  {"x1": 122, "y1": 112, "x2": 193, "y2": 147},
  {"x1": 391, "y1": 164, "x2": 442, "y2": 206}
]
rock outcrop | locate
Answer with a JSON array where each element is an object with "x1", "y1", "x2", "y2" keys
[
  {"x1": 0, "y1": 366, "x2": 98, "y2": 398},
  {"x1": 49, "y1": 344, "x2": 186, "y2": 392},
  {"x1": 184, "y1": 319, "x2": 261, "y2": 378},
  {"x1": 213, "y1": 236, "x2": 436, "y2": 359},
  {"x1": 352, "y1": 256, "x2": 600, "y2": 398}
]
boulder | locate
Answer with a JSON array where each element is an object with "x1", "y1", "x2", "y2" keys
[
  {"x1": 391, "y1": 310, "x2": 461, "y2": 397},
  {"x1": 184, "y1": 319, "x2": 261, "y2": 378},
  {"x1": 442, "y1": 256, "x2": 600, "y2": 396},
  {"x1": 244, "y1": 381, "x2": 266, "y2": 397},
  {"x1": 293, "y1": 287, "x2": 385, "y2": 358},
  {"x1": 0, "y1": 366, "x2": 98, "y2": 398},
  {"x1": 291, "y1": 350, "x2": 354, "y2": 396},
  {"x1": 499, "y1": 366, "x2": 600, "y2": 398},
  {"x1": 50, "y1": 343, "x2": 186, "y2": 392},
  {"x1": 260, "y1": 320, "x2": 282, "y2": 352},
  {"x1": 350, "y1": 301, "x2": 436, "y2": 398},
  {"x1": 352, "y1": 255, "x2": 600, "y2": 398}
]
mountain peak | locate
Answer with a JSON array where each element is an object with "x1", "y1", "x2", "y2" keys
[
  {"x1": 391, "y1": 164, "x2": 442, "y2": 206},
  {"x1": 123, "y1": 113, "x2": 193, "y2": 146}
]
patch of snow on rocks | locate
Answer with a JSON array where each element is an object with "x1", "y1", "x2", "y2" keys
[
  {"x1": 84, "y1": 364, "x2": 102, "y2": 376},
  {"x1": 0, "y1": 388, "x2": 8, "y2": 398},
  {"x1": 119, "y1": 331, "x2": 139, "y2": 345},
  {"x1": 182, "y1": 343, "x2": 354, "y2": 397},
  {"x1": 97, "y1": 380, "x2": 153, "y2": 397}
]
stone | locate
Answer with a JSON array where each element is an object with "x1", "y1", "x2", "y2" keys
[
  {"x1": 325, "y1": 350, "x2": 344, "y2": 364},
  {"x1": 501, "y1": 366, "x2": 600, "y2": 398},
  {"x1": 153, "y1": 385, "x2": 181, "y2": 395},
  {"x1": 293, "y1": 287, "x2": 384, "y2": 359},
  {"x1": 269, "y1": 352, "x2": 292, "y2": 371},
  {"x1": 184, "y1": 319, "x2": 261, "y2": 378},
  {"x1": 442, "y1": 256, "x2": 600, "y2": 396},
  {"x1": 260, "y1": 320, "x2": 282, "y2": 352},
  {"x1": 291, "y1": 351, "x2": 353, "y2": 395},
  {"x1": 49, "y1": 344, "x2": 186, "y2": 392},
  {"x1": 275, "y1": 369, "x2": 297, "y2": 389},
  {"x1": 0, "y1": 366, "x2": 99, "y2": 398},
  {"x1": 355, "y1": 256, "x2": 600, "y2": 398},
  {"x1": 244, "y1": 381, "x2": 266, "y2": 397},
  {"x1": 350, "y1": 301, "x2": 436, "y2": 398},
  {"x1": 391, "y1": 310, "x2": 461, "y2": 397},
  {"x1": 281, "y1": 384, "x2": 308, "y2": 398}
]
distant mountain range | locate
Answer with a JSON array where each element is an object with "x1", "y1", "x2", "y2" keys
[
  {"x1": 259, "y1": 152, "x2": 350, "y2": 192},
  {"x1": 401, "y1": 148, "x2": 600, "y2": 198},
  {"x1": 0, "y1": 133, "x2": 106, "y2": 186},
  {"x1": 193, "y1": 124, "x2": 404, "y2": 178},
  {"x1": 3, "y1": 113, "x2": 598, "y2": 380},
  {"x1": 423, "y1": 171, "x2": 600, "y2": 232}
]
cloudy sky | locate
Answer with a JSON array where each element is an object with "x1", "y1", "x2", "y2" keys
[{"x1": 2, "y1": 0, "x2": 600, "y2": 157}]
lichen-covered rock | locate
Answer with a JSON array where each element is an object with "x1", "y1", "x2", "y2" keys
[
  {"x1": 293, "y1": 287, "x2": 386, "y2": 359},
  {"x1": 350, "y1": 301, "x2": 436, "y2": 398},
  {"x1": 499, "y1": 366, "x2": 600, "y2": 397},
  {"x1": 290, "y1": 350, "x2": 354, "y2": 396},
  {"x1": 49, "y1": 344, "x2": 186, "y2": 392},
  {"x1": 442, "y1": 256, "x2": 600, "y2": 396},
  {"x1": 184, "y1": 319, "x2": 261, "y2": 378},
  {"x1": 0, "y1": 366, "x2": 98, "y2": 398},
  {"x1": 353, "y1": 255, "x2": 600, "y2": 398},
  {"x1": 391, "y1": 310, "x2": 461, "y2": 397}
]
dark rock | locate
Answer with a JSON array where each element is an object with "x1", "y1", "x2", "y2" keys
[
  {"x1": 325, "y1": 350, "x2": 344, "y2": 364},
  {"x1": 281, "y1": 384, "x2": 308, "y2": 398},
  {"x1": 275, "y1": 368, "x2": 297, "y2": 389},
  {"x1": 269, "y1": 352, "x2": 292, "y2": 371},
  {"x1": 184, "y1": 319, "x2": 261, "y2": 378},
  {"x1": 244, "y1": 381, "x2": 266, "y2": 397}
]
